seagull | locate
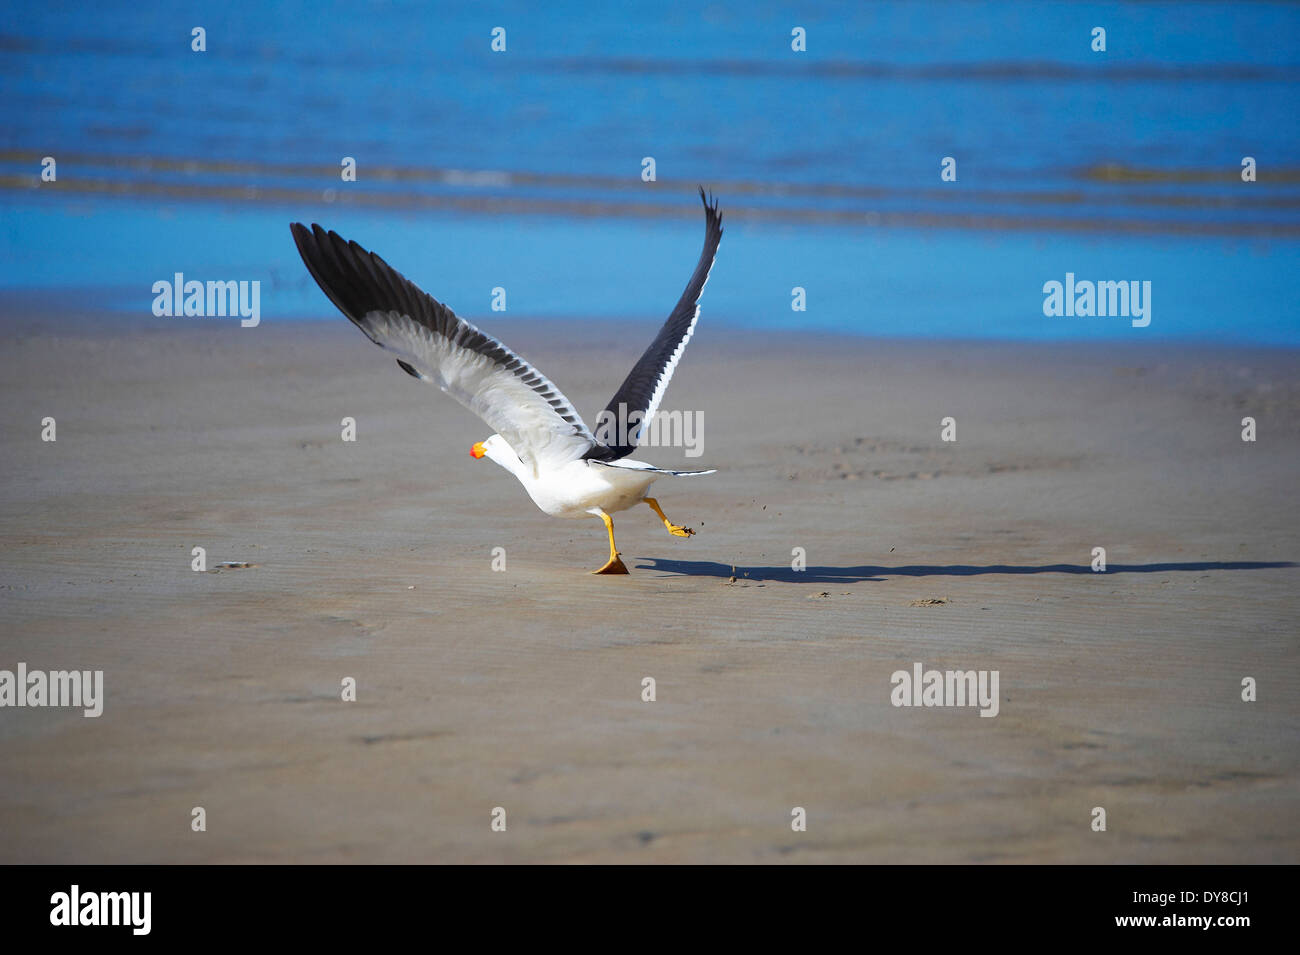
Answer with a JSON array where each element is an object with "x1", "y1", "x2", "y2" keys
[{"x1": 289, "y1": 189, "x2": 722, "y2": 575}]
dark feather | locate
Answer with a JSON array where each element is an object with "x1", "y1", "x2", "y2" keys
[{"x1": 584, "y1": 188, "x2": 722, "y2": 461}]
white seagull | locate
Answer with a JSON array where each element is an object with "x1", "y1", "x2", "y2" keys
[{"x1": 290, "y1": 189, "x2": 722, "y2": 574}]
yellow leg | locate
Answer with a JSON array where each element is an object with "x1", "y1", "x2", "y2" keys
[
  {"x1": 645, "y1": 497, "x2": 695, "y2": 538},
  {"x1": 592, "y1": 510, "x2": 629, "y2": 575}
]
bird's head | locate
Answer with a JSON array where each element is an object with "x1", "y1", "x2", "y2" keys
[
  {"x1": 471, "y1": 433, "x2": 508, "y2": 463},
  {"x1": 471, "y1": 434, "x2": 529, "y2": 480}
]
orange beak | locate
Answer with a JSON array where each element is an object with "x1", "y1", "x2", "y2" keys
[{"x1": 470, "y1": 441, "x2": 486, "y2": 459}]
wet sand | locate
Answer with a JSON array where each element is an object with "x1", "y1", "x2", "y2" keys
[{"x1": 0, "y1": 314, "x2": 1296, "y2": 862}]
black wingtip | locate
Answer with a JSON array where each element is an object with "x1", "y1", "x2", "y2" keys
[
  {"x1": 289, "y1": 222, "x2": 325, "y2": 259},
  {"x1": 696, "y1": 187, "x2": 728, "y2": 237},
  {"x1": 290, "y1": 222, "x2": 336, "y2": 244},
  {"x1": 697, "y1": 186, "x2": 722, "y2": 230}
]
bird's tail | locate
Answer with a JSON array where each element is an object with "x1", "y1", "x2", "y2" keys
[
  {"x1": 601, "y1": 460, "x2": 716, "y2": 477},
  {"x1": 641, "y1": 466, "x2": 716, "y2": 476}
]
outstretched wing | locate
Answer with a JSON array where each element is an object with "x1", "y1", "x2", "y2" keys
[
  {"x1": 584, "y1": 188, "x2": 722, "y2": 462},
  {"x1": 290, "y1": 223, "x2": 596, "y2": 473}
]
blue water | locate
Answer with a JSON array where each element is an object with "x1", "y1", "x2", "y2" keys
[{"x1": 2, "y1": 1, "x2": 1298, "y2": 343}]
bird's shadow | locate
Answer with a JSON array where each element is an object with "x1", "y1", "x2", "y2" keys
[{"x1": 633, "y1": 558, "x2": 1297, "y2": 584}]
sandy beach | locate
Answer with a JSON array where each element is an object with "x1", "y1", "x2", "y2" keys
[{"x1": 1, "y1": 313, "x2": 1296, "y2": 863}]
